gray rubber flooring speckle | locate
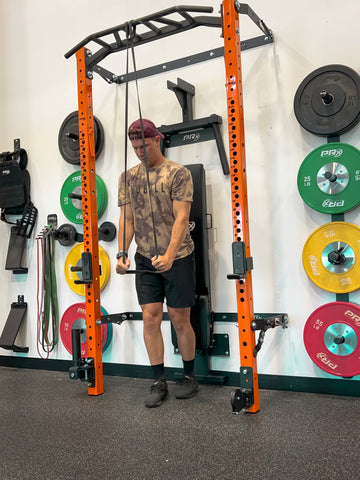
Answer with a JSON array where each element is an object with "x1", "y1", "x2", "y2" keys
[{"x1": 0, "y1": 366, "x2": 359, "y2": 480}]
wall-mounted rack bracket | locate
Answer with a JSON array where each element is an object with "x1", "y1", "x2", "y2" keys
[
  {"x1": 158, "y1": 78, "x2": 229, "y2": 175},
  {"x1": 101, "y1": 312, "x2": 134, "y2": 325}
]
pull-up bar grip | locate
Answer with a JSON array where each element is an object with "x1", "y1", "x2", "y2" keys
[{"x1": 64, "y1": 6, "x2": 214, "y2": 59}]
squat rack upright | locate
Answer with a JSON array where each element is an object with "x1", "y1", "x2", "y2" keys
[{"x1": 65, "y1": 1, "x2": 274, "y2": 412}]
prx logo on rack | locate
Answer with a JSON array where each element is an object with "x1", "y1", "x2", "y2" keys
[{"x1": 182, "y1": 132, "x2": 201, "y2": 142}]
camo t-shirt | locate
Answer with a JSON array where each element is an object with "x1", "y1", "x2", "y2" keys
[{"x1": 118, "y1": 158, "x2": 194, "y2": 260}]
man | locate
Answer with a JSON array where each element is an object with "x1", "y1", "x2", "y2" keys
[{"x1": 116, "y1": 118, "x2": 199, "y2": 407}]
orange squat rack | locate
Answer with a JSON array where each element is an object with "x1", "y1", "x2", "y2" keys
[
  {"x1": 75, "y1": 48, "x2": 103, "y2": 396},
  {"x1": 222, "y1": 0, "x2": 261, "y2": 413},
  {"x1": 66, "y1": 2, "x2": 275, "y2": 409}
]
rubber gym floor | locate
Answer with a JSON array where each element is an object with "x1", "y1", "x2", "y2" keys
[{"x1": 0, "y1": 365, "x2": 358, "y2": 480}]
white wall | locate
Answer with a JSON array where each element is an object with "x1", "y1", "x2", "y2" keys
[{"x1": 0, "y1": 0, "x2": 359, "y2": 382}]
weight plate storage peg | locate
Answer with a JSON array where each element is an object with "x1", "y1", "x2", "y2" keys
[
  {"x1": 302, "y1": 222, "x2": 360, "y2": 293},
  {"x1": 60, "y1": 170, "x2": 108, "y2": 224},
  {"x1": 303, "y1": 302, "x2": 360, "y2": 377},
  {"x1": 99, "y1": 221, "x2": 117, "y2": 242},
  {"x1": 294, "y1": 64, "x2": 360, "y2": 136},
  {"x1": 297, "y1": 142, "x2": 360, "y2": 214},
  {"x1": 60, "y1": 303, "x2": 112, "y2": 357},
  {"x1": 56, "y1": 224, "x2": 77, "y2": 246},
  {"x1": 64, "y1": 242, "x2": 111, "y2": 296},
  {"x1": 58, "y1": 111, "x2": 105, "y2": 164}
]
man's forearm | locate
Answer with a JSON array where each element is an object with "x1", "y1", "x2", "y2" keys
[
  {"x1": 165, "y1": 217, "x2": 189, "y2": 261},
  {"x1": 118, "y1": 206, "x2": 134, "y2": 252}
]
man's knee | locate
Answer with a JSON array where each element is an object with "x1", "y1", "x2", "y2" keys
[
  {"x1": 142, "y1": 303, "x2": 163, "y2": 331},
  {"x1": 168, "y1": 307, "x2": 191, "y2": 331}
]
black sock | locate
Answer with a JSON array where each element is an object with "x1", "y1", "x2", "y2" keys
[
  {"x1": 183, "y1": 358, "x2": 195, "y2": 377},
  {"x1": 151, "y1": 363, "x2": 165, "y2": 381}
]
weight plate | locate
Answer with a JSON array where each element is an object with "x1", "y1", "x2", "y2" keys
[
  {"x1": 96, "y1": 175, "x2": 108, "y2": 219},
  {"x1": 58, "y1": 111, "x2": 105, "y2": 164},
  {"x1": 60, "y1": 303, "x2": 112, "y2": 357},
  {"x1": 303, "y1": 301, "x2": 360, "y2": 377},
  {"x1": 64, "y1": 242, "x2": 111, "y2": 296},
  {"x1": 302, "y1": 222, "x2": 360, "y2": 293},
  {"x1": 102, "y1": 322, "x2": 113, "y2": 353},
  {"x1": 297, "y1": 142, "x2": 360, "y2": 214},
  {"x1": 294, "y1": 64, "x2": 360, "y2": 136},
  {"x1": 94, "y1": 116, "x2": 105, "y2": 158},
  {"x1": 60, "y1": 170, "x2": 108, "y2": 224}
]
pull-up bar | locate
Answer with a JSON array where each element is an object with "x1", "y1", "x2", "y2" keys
[
  {"x1": 64, "y1": 6, "x2": 219, "y2": 61},
  {"x1": 65, "y1": 4, "x2": 273, "y2": 84}
]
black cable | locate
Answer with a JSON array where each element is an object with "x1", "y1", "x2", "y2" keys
[
  {"x1": 130, "y1": 34, "x2": 159, "y2": 257},
  {"x1": 122, "y1": 27, "x2": 131, "y2": 262},
  {"x1": 120, "y1": 24, "x2": 161, "y2": 275}
]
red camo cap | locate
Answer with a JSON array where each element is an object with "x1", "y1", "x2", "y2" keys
[{"x1": 128, "y1": 119, "x2": 164, "y2": 140}]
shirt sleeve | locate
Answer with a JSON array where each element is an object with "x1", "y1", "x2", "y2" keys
[
  {"x1": 171, "y1": 166, "x2": 193, "y2": 202},
  {"x1": 118, "y1": 171, "x2": 130, "y2": 207}
]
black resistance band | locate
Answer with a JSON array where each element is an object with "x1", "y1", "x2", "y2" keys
[{"x1": 122, "y1": 30, "x2": 161, "y2": 275}]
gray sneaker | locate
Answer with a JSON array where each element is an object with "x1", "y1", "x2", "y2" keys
[
  {"x1": 144, "y1": 379, "x2": 168, "y2": 408},
  {"x1": 175, "y1": 375, "x2": 199, "y2": 399}
]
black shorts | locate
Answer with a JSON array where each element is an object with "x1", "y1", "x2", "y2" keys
[{"x1": 135, "y1": 252, "x2": 196, "y2": 308}]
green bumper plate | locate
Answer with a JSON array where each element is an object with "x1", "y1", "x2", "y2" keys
[
  {"x1": 297, "y1": 142, "x2": 360, "y2": 214},
  {"x1": 60, "y1": 170, "x2": 108, "y2": 224}
]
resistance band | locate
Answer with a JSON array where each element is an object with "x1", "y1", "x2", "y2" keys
[
  {"x1": 36, "y1": 228, "x2": 59, "y2": 358},
  {"x1": 121, "y1": 28, "x2": 161, "y2": 275}
]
